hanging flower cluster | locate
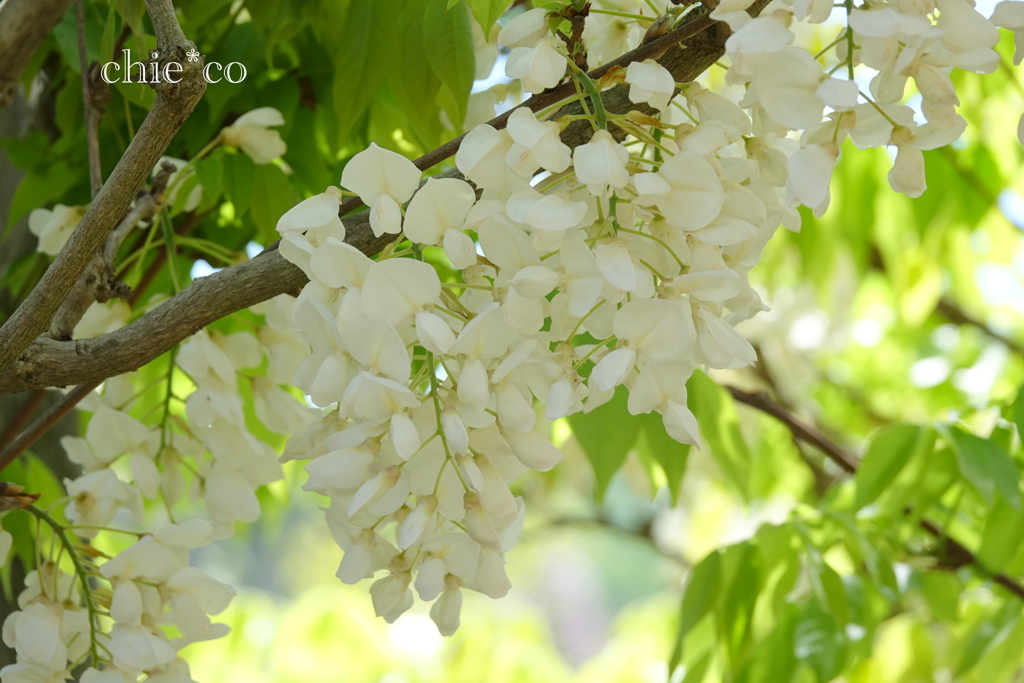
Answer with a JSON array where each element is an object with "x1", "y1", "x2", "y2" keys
[
  {"x1": 6, "y1": 0, "x2": 1024, "y2": 678},
  {"x1": 274, "y1": 0, "x2": 1024, "y2": 632}
]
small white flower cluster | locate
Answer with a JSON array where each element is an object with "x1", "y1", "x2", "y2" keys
[
  {"x1": 0, "y1": 308, "x2": 312, "y2": 682},
  {"x1": 1, "y1": 525, "x2": 230, "y2": 683},
  {"x1": 714, "y1": 0, "x2": 1024, "y2": 202}
]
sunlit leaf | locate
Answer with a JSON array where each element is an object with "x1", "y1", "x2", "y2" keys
[
  {"x1": 854, "y1": 424, "x2": 921, "y2": 510},
  {"x1": 568, "y1": 387, "x2": 641, "y2": 500},
  {"x1": 424, "y1": 0, "x2": 475, "y2": 131},
  {"x1": 947, "y1": 426, "x2": 1020, "y2": 510}
]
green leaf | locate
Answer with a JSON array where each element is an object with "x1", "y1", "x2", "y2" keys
[
  {"x1": 635, "y1": 412, "x2": 690, "y2": 504},
  {"x1": 424, "y1": 0, "x2": 475, "y2": 131},
  {"x1": 568, "y1": 387, "x2": 641, "y2": 500},
  {"x1": 956, "y1": 601, "x2": 1021, "y2": 676},
  {"x1": 326, "y1": 0, "x2": 398, "y2": 146},
  {"x1": 686, "y1": 370, "x2": 751, "y2": 499},
  {"x1": 735, "y1": 604, "x2": 798, "y2": 683},
  {"x1": 8, "y1": 162, "x2": 79, "y2": 227},
  {"x1": 250, "y1": 164, "x2": 300, "y2": 244},
  {"x1": 116, "y1": 0, "x2": 146, "y2": 35},
  {"x1": 668, "y1": 550, "x2": 722, "y2": 675},
  {"x1": 284, "y1": 108, "x2": 336, "y2": 194},
  {"x1": 721, "y1": 543, "x2": 761, "y2": 661},
  {"x1": 916, "y1": 571, "x2": 961, "y2": 622},
  {"x1": 193, "y1": 153, "x2": 224, "y2": 215},
  {"x1": 947, "y1": 426, "x2": 1021, "y2": 510},
  {"x1": 467, "y1": 0, "x2": 515, "y2": 32},
  {"x1": 854, "y1": 424, "x2": 921, "y2": 510},
  {"x1": 1010, "y1": 384, "x2": 1024, "y2": 441},
  {"x1": 222, "y1": 153, "x2": 255, "y2": 217},
  {"x1": 195, "y1": 154, "x2": 224, "y2": 200},
  {"x1": 978, "y1": 497, "x2": 1024, "y2": 571},
  {"x1": 681, "y1": 651, "x2": 713, "y2": 683},
  {"x1": 795, "y1": 601, "x2": 846, "y2": 682},
  {"x1": 391, "y1": 0, "x2": 443, "y2": 146}
]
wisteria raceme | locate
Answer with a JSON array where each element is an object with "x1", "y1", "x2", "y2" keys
[{"x1": 5, "y1": 0, "x2": 1024, "y2": 679}]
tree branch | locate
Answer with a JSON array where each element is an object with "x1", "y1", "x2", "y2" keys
[
  {"x1": 76, "y1": 0, "x2": 104, "y2": 198},
  {"x1": 726, "y1": 387, "x2": 860, "y2": 473},
  {"x1": 0, "y1": 1, "x2": 754, "y2": 394},
  {"x1": 725, "y1": 384, "x2": 1024, "y2": 601},
  {"x1": 48, "y1": 161, "x2": 176, "y2": 340},
  {"x1": 0, "y1": 0, "x2": 206, "y2": 377},
  {"x1": 0, "y1": 0, "x2": 77, "y2": 110},
  {"x1": 936, "y1": 297, "x2": 1024, "y2": 359},
  {"x1": 0, "y1": 382, "x2": 98, "y2": 474}
]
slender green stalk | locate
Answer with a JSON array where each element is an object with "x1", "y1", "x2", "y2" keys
[
  {"x1": 569, "y1": 61, "x2": 608, "y2": 130},
  {"x1": 427, "y1": 352, "x2": 468, "y2": 492},
  {"x1": 23, "y1": 506, "x2": 100, "y2": 667}
]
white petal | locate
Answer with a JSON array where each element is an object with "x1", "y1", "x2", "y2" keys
[{"x1": 341, "y1": 143, "x2": 422, "y2": 205}]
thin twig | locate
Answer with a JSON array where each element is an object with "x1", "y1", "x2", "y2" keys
[
  {"x1": 936, "y1": 298, "x2": 1024, "y2": 358},
  {"x1": 23, "y1": 505, "x2": 100, "y2": 666},
  {"x1": 0, "y1": 389, "x2": 47, "y2": 449},
  {"x1": 0, "y1": 0, "x2": 76, "y2": 110},
  {"x1": 126, "y1": 210, "x2": 206, "y2": 307},
  {"x1": 48, "y1": 162, "x2": 177, "y2": 339},
  {"x1": 76, "y1": 0, "x2": 102, "y2": 198},
  {"x1": 724, "y1": 384, "x2": 1024, "y2": 601},
  {"x1": 726, "y1": 386, "x2": 859, "y2": 473},
  {"x1": 0, "y1": 382, "x2": 100, "y2": 474}
]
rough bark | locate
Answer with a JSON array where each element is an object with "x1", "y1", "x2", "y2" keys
[{"x1": 0, "y1": 0, "x2": 207, "y2": 377}]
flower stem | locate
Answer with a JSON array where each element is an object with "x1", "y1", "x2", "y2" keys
[
  {"x1": 22, "y1": 506, "x2": 100, "y2": 667},
  {"x1": 568, "y1": 61, "x2": 608, "y2": 130}
]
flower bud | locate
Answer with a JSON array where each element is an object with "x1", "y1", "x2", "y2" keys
[
  {"x1": 442, "y1": 409, "x2": 470, "y2": 455},
  {"x1": 397, "y1": 496, "x2": 437, "y2": 549},
  {"x1": 463, "y1": 492, "x2": 501, "y2": 549},
  {"x1": 457, "y1": 358, "x2": 491, "y2": 411},
  {"x1": 430, "y1": 585, "x2": 463, "y2": 636},
  {"x1": 347, "y1": 466, "x2": 402, "y2": 517},
  {"x1": 389, "y1": 413, "x2": 422, "y2": 461}
]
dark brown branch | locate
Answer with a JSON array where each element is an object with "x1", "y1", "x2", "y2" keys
[
  {"x1": 0, "y1": 390, "x2": 46, "y2": 449},
  {"x1": 727, "y1": 388, "x2": 859, "y2": 473},
  {"x1": 0, "y1": 250, "x2": 309, "y2": 394},
  {"x1": 936, "y1": 298, "x2": 1024, "y2": 358},
  {"x1": 0, "y1": 381, "x2": 99, "y2": 474},
  {"x1": 725, "y1": 384, "x2": 1024, "y2": 601},
  {"x1": 76, "y1": 0, "x2": 103, "y2": 198}
]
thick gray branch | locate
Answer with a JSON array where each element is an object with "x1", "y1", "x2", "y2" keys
[
  {"x1": 0, "y1": 0, "x2": 206, "y2": 377},
  {"x1": 0, "y1": 0, "x2": 77, "y2": 110},
  {"x1": 0, "y1": 2, "x2": 769, "y2": 395}
]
